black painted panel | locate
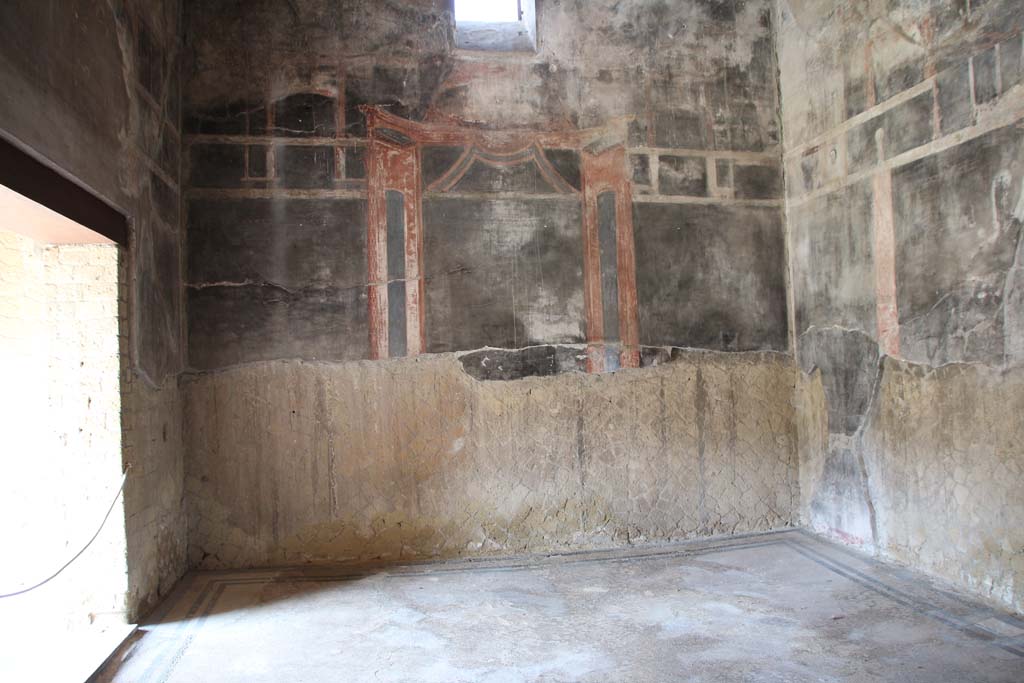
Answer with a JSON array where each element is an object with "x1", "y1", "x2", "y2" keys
[
  {"x1": 630, "y1": 154, "x2": 651, "y2": 186},
  {"x1": 659, "y1": 155, "x2": 708, "y2": 196},
  {"x1": 184, "y1": 100, "x2": 253, "y2": 135},
  {"x1": 847, "y1": 90, "x2": 933, "y2": 174},
  {"x1": 654, "y1": 110, "x2": 709, "y2": 149},
  {"x1": 634, "y1": 203, "x2": 787, "y2": 351},
  {"x1": 936, "y1": 62, "x2": 974, "y2": 135},
  {"x1": 388, "y1": 280, "x2": 407, "y2": 358},
  {"x1": 386, "y1": 190, "x2": 406, "y2": 279},
  {"x1": 450, "y1": 159, "x2": 559, "y2": 194},
  {"x1": 734, "y1": 163, "x2": 782, "y2": 199},
  {"x1": 892, "y1": 124, "x2": 1024, "y2": 365},
  {"x1": 423, "y1": 197, "x2": 585, "y2": 352},
  {"x1": 790, "y1": 179, "x2": 876, "y2": 337},
  {"x1": 248, "y1": 145, "x2": 268, "y2": 178},
  {"x1": 543, "y1": 149, "x2": 582, "y2": 190},
  {"x1": 459, "y1": 345, "x2": 585, "y2": 381},
  {"x1": 273, "y1": 146, "x2": 334, "y2": 189},
  {"x1": 1000, "y1": 34, "x2": 1023, "y2": 92},
  {"x1": 798, "y1": 327, "x2": 880, "y2": 435},
  {"x1": 271, "y1": 93, "x2": 337, "y2": 137},
  {"x1": 189, "y1": 143, "x2": 245, "y2": 188},
  {"x1": 597, "y1": 191, "x2": 620, "y2": 342},
  {"x1": 188, "y1": 284, "x2": 368, "y2": 369},
  {"x1": 973, "y1": 47, "x2": 999, "y2": 105},
  {"x1": 345, "y1": 147, "x2": 366, "y2": 180},
  {"x1": 422, "y1": 146, "x2": 465, "y2": 187},
  {"x1": 188, "y1": 198, "x2": 367, "y2": 290}
]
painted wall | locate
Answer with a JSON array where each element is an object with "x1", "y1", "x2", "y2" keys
[
  {"x1": 180, "y1": 0, "x2": 798, "y2": 566},
  {"x1": 184, "y1": 352, "x2": 797, "y2": 568},
  {"x1": 0, "y1": 0, "x2": 186, "y2": 619},
  {"x1": 777, "y1": 0, "x2": 1024, "y2": 612},
  {"x1": 182, "y1": 0, "x2": 788, "y2": 368}
]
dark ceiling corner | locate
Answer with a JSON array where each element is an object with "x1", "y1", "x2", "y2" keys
[{"x1": 0, "y1": 135, "x2": 129, "y2": 246}]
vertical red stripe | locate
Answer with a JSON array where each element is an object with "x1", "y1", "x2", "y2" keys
[
  {"x1": 873, "y1": 167, "x2": 900, "y2": 357},
  {"x1": 582, "y1": 146, "x2": 639, "y2": 371},
  {"x1": 581, "y1": 154, "x2": 605, "y2": 373},
  {"x1": 366, "y1": 109, "x2": 424, "y2": 359},
  {"x1": 366, "y1": 134, "x2": 389, "y2": 360},
  {"x1": 615, "y1": 173, "x2": 640, "y2": 369},
  {"x1": 403, "y1": 148, "x2": 424, "y2": 356}
]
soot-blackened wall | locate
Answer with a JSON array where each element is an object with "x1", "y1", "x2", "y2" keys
[
  {"x1": 183, "y1": 0, "x2": 789, "y2": 370},
  {"x1": 181, "y1": 0, "x2": 799, "y2": 569},
  {"x1": 777, "y1": 0, "x2": 1024, "y2": 612}
]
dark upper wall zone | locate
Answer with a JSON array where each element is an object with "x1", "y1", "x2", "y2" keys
[
  {"x1": 181, "y1": 0, "x2": 788, "y2": 372},
  {"x1": 187, "y1": 197, "x2": 369, "y2": 369},
  {"x1": 893, "y1": 124, "x2": 1024, "y2": 367},
  {"x1": 423, "y1": 197, "x2": 586, "y2": 354},
  {"x1": 634, "y1": 203, "x2": 788, "y2": 352},
  {"x1": 183, "y1": 0, "x2": 778, "y2": 148}
]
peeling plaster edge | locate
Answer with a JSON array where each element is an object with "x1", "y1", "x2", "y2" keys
[
  {"x1": 796, "y1": 323, "x2": 1022, "y2": 377},
  {"x1": 785, "y1": 91, "x2": 1024, "y2": 209},
  {"x1": 1003, "y1": 219, "x2": 1024, "y2": 367},
  {"x1": 796, "y1": 331, "x2": 1024, "y2": 563},
  {"x1": 177, "y1": 345, "x2": 797, "y2": 382}
]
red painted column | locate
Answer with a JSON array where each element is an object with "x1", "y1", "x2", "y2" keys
[
  {"x1": 402, "y1": 147, "x2": 424, "y2": 357},
  {"x1": 365, "y1": 136, "x2": 390, "y2": 360},
  {"x1": 364, "y1": 110, "x2": 424, "y2": 359},
  {"x1": 873, "y1": 132, "x2": 900, "y2": 357},
  {"x1": 873, "y1": 172, "x2": 900, "y2": 356},
  {"x1": 615, "y1": 171, "x2": 640, "y2": 369},
  {"x1": 581, "y1": 151, "x2": 607, "y2": 373},
  {"x1": 581, "y1": 146, "x2": 640, "y2": 372}
]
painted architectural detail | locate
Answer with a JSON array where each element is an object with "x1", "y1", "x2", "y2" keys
[
  {"x1": 366, "y1": 113, "x2": 424, "y2": 360},
  {"x1": 363, "y1": 108, "x2": 638, "y2": 372},
  {"x1": 582, "y1": 147, "x2": 640, "y2": 371}
]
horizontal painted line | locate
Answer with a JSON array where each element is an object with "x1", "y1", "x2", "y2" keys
[
  {"x1": 786, "y1": 99, "x2": 1024, "y2": 208},
  {"x1": 423, "y1": 191, "x2": 581, "y2": 201},
  {"x1": 628, "y1": 147, "x2": 781, "y2": 163},
  {"x1": 184, "y1": 190, "x2": 780, "y2": 207},
  {"x1": 634, "y1": 195, "x2": 782, "y2": 207},
  {"x1": 186, "y1": 135, "x2": 367, "y2": 147},
  {"x1": 186, "y1": 188, "x2": 367, "y2": 200},
  {"x1": 130, "y1": 146, "x2": 180, "y2": 192},
  {"x1": 782, "y1": 77, "x2": 937, "y2": 161},
  {"x1": 132, "y1": 82, "x2": 181, "y2": 138}
]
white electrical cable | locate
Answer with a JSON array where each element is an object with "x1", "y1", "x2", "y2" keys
[{"x1": 0, "y1": 466, "x2": 130, "y2": 599}]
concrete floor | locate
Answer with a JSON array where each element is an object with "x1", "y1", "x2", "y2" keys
[{"x1": 95, "y1": 530, "x2": 1024, "y2": 682}]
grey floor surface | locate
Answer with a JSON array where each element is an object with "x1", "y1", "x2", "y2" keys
[{"x1": 94, "y1": 530, "x2": 1024, "y2": 682}]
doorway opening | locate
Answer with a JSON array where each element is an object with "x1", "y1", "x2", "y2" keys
[{"x1": 0, "y1": 141, "x2": 131, "y2": 681}]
